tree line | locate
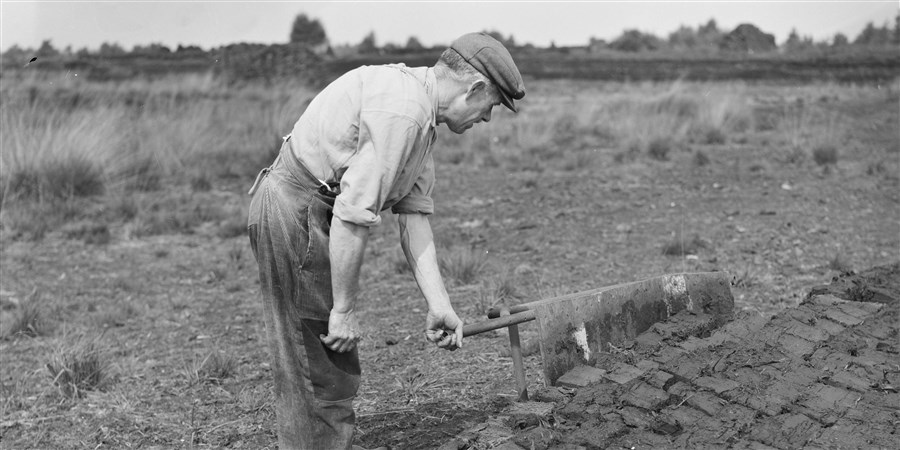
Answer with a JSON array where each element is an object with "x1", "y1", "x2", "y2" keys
[{"x1": 4, "y1": 12, "x2": 898, "y2": 63}]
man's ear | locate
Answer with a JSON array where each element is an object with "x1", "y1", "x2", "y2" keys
[{"x1": 465, "y1": 79, "x2": 487, "y2": 100}]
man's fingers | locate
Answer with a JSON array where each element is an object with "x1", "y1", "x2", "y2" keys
[
  {"x1": 319, "y1": 334, "x2": 359, "y2": 353},
  {"x1": 425, "y1": 328, "x2": 464, "y2": 350},
  {"x1": 426, "y1": 329, "x2": 446, "y2": 343}
]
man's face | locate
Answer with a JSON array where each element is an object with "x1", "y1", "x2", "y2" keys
[{"x1": 444, "y1": 80, "x2": 501, "y2": 134}]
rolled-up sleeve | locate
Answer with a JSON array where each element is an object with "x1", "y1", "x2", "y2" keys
[
  {"x1": 391, "y1": 154, "x2": 434, "y2": 216},
  {"x1": 333, "y1": 110, "x2": 421, "y2": 227}
]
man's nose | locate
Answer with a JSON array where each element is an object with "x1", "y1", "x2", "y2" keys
[{"x1": 481, "y1": 109, "x2": 492, "y2": 123}]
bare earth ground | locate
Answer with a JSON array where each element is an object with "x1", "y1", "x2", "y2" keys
[{"x1": 1, "y1": 82, "x2": 898, "y2": 449}]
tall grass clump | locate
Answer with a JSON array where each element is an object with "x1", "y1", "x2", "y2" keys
[
  {"x1": 472, "y1": 272, "x2": 520, "y2": 314},
  {"x1": 0, "y1": 71, "x2": 316, "y2": 237},
  {"x1": 774, "y1": 102, "x2": 845, "y2": 165},
  {"x1": 594, "y1": 81, "x2": 754, "y2": 160},
  {"x1": 1, "y1": 288, "x2": 50, "y2": 339},
  {"x1": 812, "y1": 144, "x2": 839, "y2": 167},
  {"x1": 439, "y1": 246, "x2": 489, "y2": 285},
  {"x1": 45, "y1": 333, "x2": 113, "y2": 399},
  {"x1": 184, "y1": 350, "x2": 238, "y2": 385},
  {"x1": 432, "y1": 81, "x2": 754, "y2": 170},
  {"x1": 0, "y1": 101, "x2": 123, "y2": 203}
]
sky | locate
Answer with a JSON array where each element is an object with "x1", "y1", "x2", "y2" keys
[{"x1": 1, "y1": 1, "x2": 897, "y2": 52}]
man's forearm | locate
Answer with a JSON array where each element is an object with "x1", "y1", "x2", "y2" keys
[
  {"x1": 330, "y1": 217, "x2": 370, "y2": 314},
  {"x1": 398, "y1": 214, "x2": 452, "y2": 311}
]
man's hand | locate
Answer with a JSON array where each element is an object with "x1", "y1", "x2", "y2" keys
[
  {"x1": 424, "y1": 308, "x2": 463, "y2": 351},
  {"x1": 320, "y1": 309, "x2": 361, "y2": 353}
]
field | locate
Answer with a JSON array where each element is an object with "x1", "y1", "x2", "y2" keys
[{"x1": 1, "y1": 71, "x2": 898, "y2": 448}]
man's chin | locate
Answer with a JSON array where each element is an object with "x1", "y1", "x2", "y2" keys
[
  {"x1": 448, "y1": 125, "x2": 467, "y2": 135},
  {"x1": 449, "y1": 123, "x2": 474, "y2": 134}
]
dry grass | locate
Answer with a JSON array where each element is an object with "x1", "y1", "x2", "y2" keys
[
  {"x1": 435, "y1": 80, "x2": 757, "y2": 173},
  {"x1": 471, "y1": 272, "x2": 521, "y2": 315},
  {"x1": 439, "y1": 246, "x2": 490, "y2": 285},
  {"x1": 45, "y1": 333, "x2": 112, "y2": 399},
  {"x1": 184, "y1": 350, "x2": 238, "y2": 386},
  {"x1": 1, "y1": 74, "x2": 874, "y2": 245},
  {"x1": 828, "y1": 252, "x2": 853, "y2": 272},
  {"x1": 0, "y1": 71, "x2": 314, "y2": 240},
  {"x1": 1, "y1": 288, "x2": 50, "y2": 339},
  {"x1": 662, "y1": 232, "x2": 712, "y2": 257}
]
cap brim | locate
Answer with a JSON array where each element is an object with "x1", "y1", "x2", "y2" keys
[{"x1": 497, "y1": 87, "x2": 517, "y2": 113}]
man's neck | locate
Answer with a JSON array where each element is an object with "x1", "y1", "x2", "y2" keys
[{"x1": 432, "y1": 66, "x2": 466, "y2": 125}]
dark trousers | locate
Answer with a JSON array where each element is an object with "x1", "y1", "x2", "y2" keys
[{"x1": 247, "y1": 139, "x2": 360, "y2": 449}]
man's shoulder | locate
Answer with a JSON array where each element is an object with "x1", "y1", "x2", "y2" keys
[
  {"x1": 355, "y1": 65, "x2": 433, "y2": 125},
  {"x1": 356, "y1": 64, "x2": 429, "y2": 95}
]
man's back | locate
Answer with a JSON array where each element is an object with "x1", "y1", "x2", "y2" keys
[{"x1": 290, "y1": 64, "x2": 435, "y2": 184}]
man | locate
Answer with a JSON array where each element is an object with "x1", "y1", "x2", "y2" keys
[{"x1": 247, "y1": 32, "x2": 524, "y2": 449}]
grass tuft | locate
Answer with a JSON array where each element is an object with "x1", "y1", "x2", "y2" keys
[
  {"x1": 217, "y1": 216, "x2": 247, "y2": 239},
  {"x1": 828, "y1": 253, "x2": 852, "y2": 272},
  {"x1": 662, "y1": 232, "x2": 710, "y2": 256},
  {"x1": 61, "y1": 220, "x2": 111, "y2": 245},
  {"x1": 390, "y1": 366, "x2": 446, "y2": 406},
  {"x1": 439, "y1": 246, "x2": 489, "y2": 285},
  {"x1": 472, "y1": 273, "x2": 520, "y2": 315},
  {"x1": 694, "y1": 150, "x2": 711, "y2": 167},
  {"x1": 812, "y1": 144, "x2": 839, "y2": 166},
  {"x1": 694, "y1": 125, "x2": 727, "y2": 144},
  {"x1": 5, "y1": 156, "x2": 105, "y2": 201},
  {"x1": 46, "y1": 333, "x2": 112, "y2": 399},
  {"x1": 189, "y1": 171, "x2": 213, "y2": 192},
  {"x1": 732, "y1": 266, "x2": 760, "y2": 289},
  {"x1": 227, "y1": 242, "x2": 245, "y2": 271},
  {"x1": 184, "y1": 350, "x2": 238, "y2": 385},
  {"x1": 2, "y1": 288, "x2": 50, "y2": 339},
  {"x1": 647, "y1": 137, "x2": 674, "y2": 161}
]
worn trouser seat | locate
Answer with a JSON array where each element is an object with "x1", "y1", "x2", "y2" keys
[{"x1": 248, "y1": 137, "x2": 360, "y2": 449}]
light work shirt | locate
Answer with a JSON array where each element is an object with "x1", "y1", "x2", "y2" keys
[{"x1": 290, "y1": 64, "x2": 439, "y2": 227}]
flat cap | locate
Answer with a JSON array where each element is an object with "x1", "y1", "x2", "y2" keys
[{"x1": 450, "y1": 32, "x2": 525, "y2": 112}]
